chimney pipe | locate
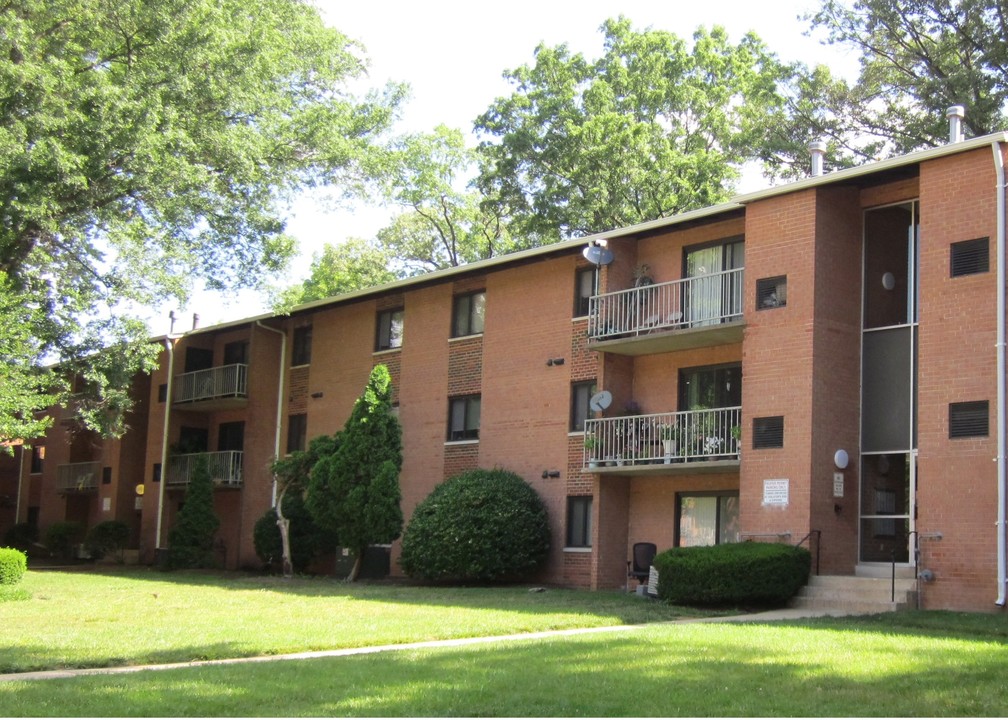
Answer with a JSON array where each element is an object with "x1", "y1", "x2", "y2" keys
[
  {"x1": 948, "y1": 105, "x2": 965, "y2": 143},
  {"x1": 808, "y1": 140, "x2": 827, "y2": 177},
  {"x1": 192, "y1": 312, "x2": 200, "y2": 330},
  {"x1": 168, "y1": 310, "x2": 177, "y2": 334}
]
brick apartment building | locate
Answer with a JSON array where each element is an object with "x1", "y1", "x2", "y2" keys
[{"x1": 4, "y1": 118, "x2": 1007, "y2": 612}]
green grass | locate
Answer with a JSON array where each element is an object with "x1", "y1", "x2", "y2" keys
[
  {"x1": 0, "y1": 568, "x2": 700, "y2": 673},
  {"x1": 2, "y1": 569, "x2": 1007, "y2": 717}
]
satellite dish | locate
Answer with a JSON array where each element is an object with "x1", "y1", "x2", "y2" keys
[
  {"x1": 582, "y1": 244, "x2": 614, "y2": 266},
  {"x1": 589, "y1": 390, "x2": 612, "y2": 412}
]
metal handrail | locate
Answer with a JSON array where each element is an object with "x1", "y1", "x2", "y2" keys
[
  {"x1": 173, "y1": 364, "x2": 248, "y2": 404},
  {"x1": 795, "y1": 529, "x2": 822, "y2": 576},
  {"x1": 587, "y1": 267, "x2": 744, "y2": 341},
  {"x1": 166, "y1": 451, "x2": 243, "y2": 488},
  {"x1": 55, "y1": 461, "x2": 101, "y2": 492},
  {"x1": 583, "y1": 407, "x2": 741, "y2": 468}
]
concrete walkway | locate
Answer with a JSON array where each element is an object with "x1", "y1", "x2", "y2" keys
[{"x1": 0, "y1": 607, "x2": 854, "y2": 683}]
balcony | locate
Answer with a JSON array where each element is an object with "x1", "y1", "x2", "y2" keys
[
  {"x1": 56, "y1": 461, "x2": 101, "y2": 493},
  {"x1": 166, "y1": 451, "x2": 243, "y2": 489},
  {"x1": 173, "y1": 364, "x2": 248, "y2": 410},
  {"x1": 587, "y1": 268, "x2": 744, "y2": 355},
  {"x1": 583, "y1": 407, "x2": 741, "y2": 475}
]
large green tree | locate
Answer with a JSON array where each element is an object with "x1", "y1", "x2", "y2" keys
[
  {"x1": 0, "y1": 0, "x2": 403, "y2": 443},
  {"x1": 474, "y1": 17, "x2": 793, "y2": 241},
  {"x1": 306, "y1": 365, "x2": 403, "y2": 581},
  {"x1": 275, "y1": 238, "x2": 400, "y2": 309},
  {"x1": 797, "y1": 0, "x2": 1008, "y2": 163}
]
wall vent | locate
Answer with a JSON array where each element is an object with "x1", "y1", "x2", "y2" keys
[
  {"x1": 753, "y1": 416, "x2": 784, "y2": 449},
  {"x1": 949, "y1": 401, "x2": 989, "y2": 438},
  {"x1": 950, "y1": 237, "x2": 989, "y2": 277}
]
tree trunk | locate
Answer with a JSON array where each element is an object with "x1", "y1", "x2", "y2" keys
[{"x1": 275, "y1": 486, "x2": 293, "y2": 578}]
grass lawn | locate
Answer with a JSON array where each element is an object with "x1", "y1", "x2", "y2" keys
[{"x1": 2, "y1": 570, "x2": 1008, "y2": 716}]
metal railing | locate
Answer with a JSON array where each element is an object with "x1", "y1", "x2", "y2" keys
[
  {"x1": 583, "y1": 407, "x2": 741, "y2": 468},
  {"x1": 56, "y1": 461, "x2": 101, "y2": 492},
  {"x1": 173, "y1": 364, "x2": 248, "y2": 404},
  {"x1": 166, "y1": 451, "x2": 243, "y2": 488},
  {"x1": 796, "y1": 529, "x2": 822, "y2": 576},
  {"x1": 587, "y1": 268, "x2": 744, "y2": 341}
]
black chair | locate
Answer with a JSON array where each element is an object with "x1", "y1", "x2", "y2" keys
[{"x1": 627, "y1": 542, "x2": 657, "y2": 590}]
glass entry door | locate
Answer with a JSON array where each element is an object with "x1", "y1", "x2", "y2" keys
[{"x1": 684, "y1": 238, "x2": 744, "y2": 326}]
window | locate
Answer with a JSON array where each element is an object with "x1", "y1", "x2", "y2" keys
[
  {"x1": 157, "y1": 383, "x2": 168, "y2": 403},
  {"x1": 102, "y1": 466, "x2": 112, "y2": 485},
  {"x1": 684, "y1": 237, "x2": 744, "y2": 325},
  {"x1": 448, "y1": 395, "x2": 481, "y2": 441},
  {"x1": 376, "y1": 308, "x2": 404, "y2": 351},
  {"x1": 292, "y1": 326, "x2": 312, "y2": 366},
  {"x1": 753, "y1": 416, "x2": 784, "y2": 449},
  {"x1": 566, "y1": 496, "x2": 593, "y2": 548},
  {"x1": 951, "y1": 237, "x2": 989, "y2": 277},
  {"x1": 452, "y1": 291, "x2": 486, "y2": 337},
  {"x1": 949, "y1": 401, "x2": 989, "y2": 438},
  {"x1": 574, "y1": 267, "x2": 597, "y2": 317},
  {"x1": 679, "y1": 364, "x2": 741, "y2": 411},
  {"x1": 29, "y1": 445, "x2": 44, "y2": 474},
  {"x1": 152, "y1": 463, "x2": 162, "y2": 483},
  {"x1": 570, "y1": 380, "x2": 597, "y2": 432},
  {"x1": 677, "y1": 493, "x2": 739, "y2": 547},
  {"x1": 218, "y1": 421, "x2": 245, "y2": 452},
  {"x1": 287, "y1": 413, "x2": 307, "y2": 453},
  {"x1": 223, "y1": 341, "x2": 248, "y2": 365},
  {"x1": 756, "y1": 275, "x2": 787, "y2": 309}
]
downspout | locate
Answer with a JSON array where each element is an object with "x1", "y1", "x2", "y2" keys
[
  {"x1": 256, "y1": 321, "x2": 287, "y2": 506},
  {"x1": 993, "y1": 140, "x2": 1007, "y2": 606},
  {"x1": 155, "y1": 336, "x2": 178, "y2": 552},
  {"x1": 14, "y1": 443, "x2": 25, "y2": 521}
]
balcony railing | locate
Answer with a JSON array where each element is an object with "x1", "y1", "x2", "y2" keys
[
  {"x1": 166, "y1": 451, "x2": 243, "y2": 488},
  {"x1": 583, "y1": 407, "x2": 741, "y2": 469},
  {"x1": 56, "y1": 461, "x2": 101, "y2": 492},
  {"x1": 173, "y1": 364, "x2": 248, "y2": 405},
  {"x1": 587, "y1": 268, "x2": 744, "y2": 342}
]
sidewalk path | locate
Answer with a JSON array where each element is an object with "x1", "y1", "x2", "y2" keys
[{"x1": 0, "y1": 607, "x2": 853, "y2": 683}]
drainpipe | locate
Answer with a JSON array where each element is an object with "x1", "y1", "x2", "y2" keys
[
  {"x1": 14, "y1": 443, "x2": 25, "y2": 521},
  {"x1": 256, "y1": 321, "x2": 287, "y2": 506},
  {"x1": 155, "y1": 335, "x2": 179, "y2": 552},
  {"x1": 993, "y1": 140, "x2": 1007, "y2": 606}
]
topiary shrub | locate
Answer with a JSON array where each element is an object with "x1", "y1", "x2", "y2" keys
[
  {"x1": 400, "y1": 468, "x2": 550, "y2": 583},
  {"x1": 253, "y1": 492, "x2": 327, "y2": 573},
  {"x1": 165, "y1": 456, "x2": 220, "y2": 569},
  {"x1": 653, "y1": 541, "x2": 810, "y2": 607},
  {"x1": 3, "y1": 522, "x2": 38, "y2": 552},
  {"x1": 84, "y1": 520, "x2": 130, "y2": 561},
  {"x1": 44, "y1": 521, "x2": 85, "y2": 561},
  {"x1": 0, "y1": 547, "x2": 27, "y2": 585}
]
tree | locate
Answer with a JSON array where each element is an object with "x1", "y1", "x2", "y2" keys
[
  {"x1": 800, "y1": 0, "x2": 1008, "y2": 161},
  {"x1": 274, "y1": 238, "x2": 400, "y2": 309},
  {"x1": 306, "y1": 365, "x2": 403, "y2": 581},
  {"x1": 377, "y1": 126, "x2": 523, "y2": 274},
  {"x1": 474, "y1": 17, "x2": 794, "y2": 241},
  {"x1": 166, "y1": 456, "x2": 220, "y2": 569},
  {"x1": 0, "y1": 0, "x2": 403, "y2": 443},
  {"x1": 268, "y1": 433, "x2": 339, "y2": 577}
]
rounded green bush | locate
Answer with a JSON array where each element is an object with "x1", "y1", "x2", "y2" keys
[
  {"x1": 0, "y1": 547, "x2": 27, "y2": 585},
  {"x1": 3, "y1": 522, "x2": 38, "y2": 552},
  {"x1": 44, "y1": 521, "x2": 85, "y2": 560},
  {"x1": 84, "y1": 520, "x2": 130, "y2": 560},
  {"x1": 400, "y1": 468, "x2": 550, "y2": 583}
]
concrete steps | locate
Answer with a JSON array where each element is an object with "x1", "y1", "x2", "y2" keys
[{"x1": 788, "y1": 574, "x2": 918, "y2": 614}]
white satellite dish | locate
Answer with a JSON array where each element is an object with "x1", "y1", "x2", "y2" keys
[
  {"x1": 582, "y1": 243, "x2": 614, "y2": 266},
  {"x1": 589, "y1": 390, "x2": 612, "y2": 412}
]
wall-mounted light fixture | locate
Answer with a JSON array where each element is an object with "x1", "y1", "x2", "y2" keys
[
  {"x1": 833, "y1": 449, "x2": 849, "y2": 470},
  {"x1": 310, "y1": 391, "x2": 324, "y2": 399},
  {"x1": 541, "y1": 470, "x2": 561, "y2": 479},
  {"x1": 882, "y1": 272, "x2": 896, "y2": 291},
  {"x1": 546, "y1": 357, "x2": 565, "y2": 366}
]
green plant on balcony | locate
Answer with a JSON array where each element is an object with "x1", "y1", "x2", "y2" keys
[
  {"x1": 583, "y1": 433, "x2": 600, "y2": 468},
  {"x1": 660, "y1": 423, "x2": 682, "y2": 463}
]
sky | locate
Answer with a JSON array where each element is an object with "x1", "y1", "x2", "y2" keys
[{"x1": 175, "y1": 0, "x2": 860, "y2": 332}]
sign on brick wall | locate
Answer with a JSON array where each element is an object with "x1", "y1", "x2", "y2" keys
[{"x1": 762, "y1": 478, "x2": 789, "y2": 506}]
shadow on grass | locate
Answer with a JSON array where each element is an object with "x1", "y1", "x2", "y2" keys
[{"x1": 2, "y1": 620, "x2": 1006, "y2": 717}]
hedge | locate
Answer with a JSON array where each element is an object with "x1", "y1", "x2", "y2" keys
[
  {"x1": 84, "y1": 520, "x2": 130, "y2": 560},
  {"x1": 44, "y1": 521, "x2": 85, "y2": 560},
  {"x1": 0, "y1": 547, "x2": 27, "y2": 585},
  {"x1": 653, "y1": 541, "x2": 810, "y2": 607}
]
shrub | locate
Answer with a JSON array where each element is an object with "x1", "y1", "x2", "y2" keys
[
  {"x1": 653, "y1": 541, "x2": 811, "y2": 607},
  {"x1": 0, "y1": 547, "x2": 27, "y2": 585},
  {"x1": 253, "y1": 493, "x2": 327, "y2": 573},
  {"x1": 3, "y1": 522, "x2": 38, "y2": 552},
  {"x1": 84, "y1": 520, "x2": 130, "y2": 560},
  {"x1": 166, "y1": 456, "x2": 220, "y2": 569},
  {"x1": 400, "y1": 468, "x2": 550, "y2": 583},
  {"x1": 44, "y1": 521, "x2": 85, "y2": 560}
]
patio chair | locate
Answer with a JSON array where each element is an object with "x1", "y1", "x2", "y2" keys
[{"x1": 627, "y1": 542, "x2": 657, "y2": 590}]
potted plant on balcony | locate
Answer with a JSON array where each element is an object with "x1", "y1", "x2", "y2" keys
[
  {"x1": 731, "y1": 424, "x2": 741, "y2": 458},
  {"x1": 583, "y1": 434, "x2": 600, "y2": 469},
  {"x1": 660, "y1": 423, "x2": 681, "y2": 464}
]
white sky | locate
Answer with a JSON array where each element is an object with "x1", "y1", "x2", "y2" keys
[{"x1": 173, "y1": 0, "x2": 859, "y2": 332}]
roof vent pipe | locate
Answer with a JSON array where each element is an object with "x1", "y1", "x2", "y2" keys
[
  {"x1": 192, "y1": 312, "x2": 200, "y2": 330},
  {"x1": 948, "y1": 105, "x2": 965, "y2": 143},
  {"x1": 808, "y1": 140, "x2": 827, "y2": 177}
]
